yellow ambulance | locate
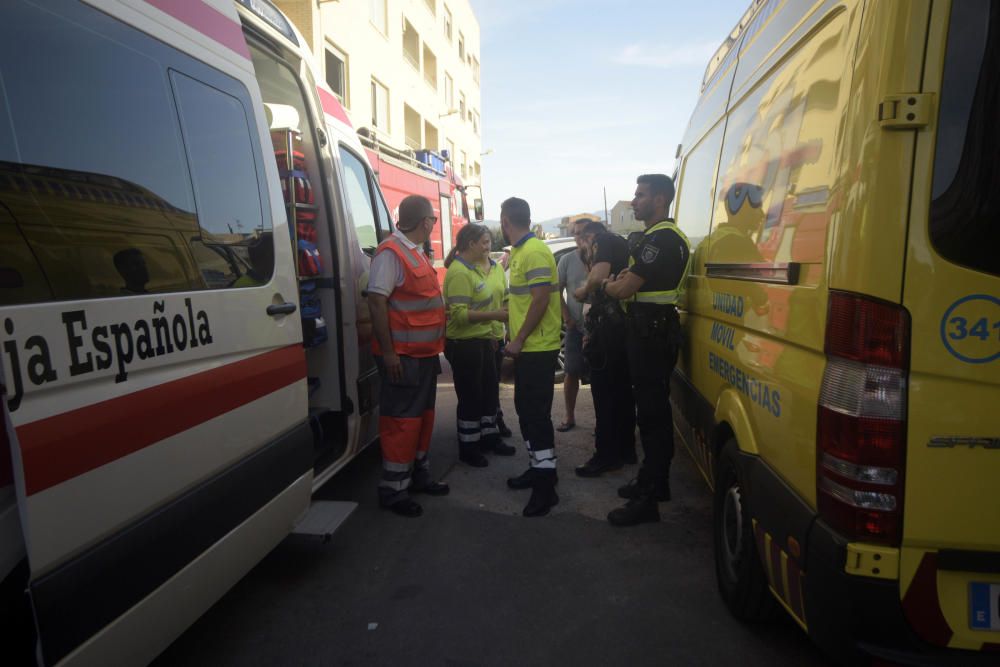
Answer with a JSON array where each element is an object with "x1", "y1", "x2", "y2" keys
[{"x1": 671, "y1": 0, "x2": 999, "y2": 663}]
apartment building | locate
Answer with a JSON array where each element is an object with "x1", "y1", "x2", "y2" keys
[
  {"x1": 608, "y1": 200, "x2": 642, "y2": 234},
  {"x1": 276, "y1": 0, "x2": 483, "y2": 188}
]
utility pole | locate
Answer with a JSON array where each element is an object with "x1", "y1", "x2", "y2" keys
[{"x1": 603, "y1": 187, "x2": 609, "y2": 227}]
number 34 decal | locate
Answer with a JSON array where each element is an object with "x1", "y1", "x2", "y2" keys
[{"x1": 940, "y1": 294, "x2": 1000, "y2": 364}]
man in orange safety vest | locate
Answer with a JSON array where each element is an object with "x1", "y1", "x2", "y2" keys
[{"x1": 368, "y1": 195, "x2": 449, "y2": 517}]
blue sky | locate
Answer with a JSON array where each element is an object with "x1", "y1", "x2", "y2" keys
[{"x1": 468, "y1": 0, "x2": 747, "y2": 222}]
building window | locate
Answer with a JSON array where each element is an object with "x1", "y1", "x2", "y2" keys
[
  {"x1": 371, "y1": 78, "x2": 389, "y2": 130},
  {"x1": 446, "y1": 139, "x2": 455, "y2": 163},
  {"x1": 459, "y1": 91, "x2": 466, "y2": 121},
  {"x1": 460, "y1": 150, "x2": 467, "y2": 179},
  {"x1": 458, "y1": 31, "x2": 465, "y2": 62},
  {"x1": 402, "y1": 18, "x2": 419, "y2": 69},
  {"x1": 471, "y1": 55, "x2": 480, "y2": 84},
  {"x1": 370, "y1": 0, "x2": 387, "y2": 35},
  {"x1": 443, "y1": 6, "x2": 453, "y2": 41},
  {"x1": 474, "y1": 161, "x2": 481, "y2": 180},
  {"x1": 423, "y1": 44, "x2": 437, "y2": 90},
  {"x1": 424, "y1": 0, "x2": 435, "y2": 15},
  {"x1": 471, "y1": 110, "x2": 479, "y2": 135},
  {"x1": 404, "y1": 104, "x2": 422, "y2": 150},
  {"x1": 424, "y1": 121, "x2": 439, "y2": 153},
  {"x1": 444, "y1": 72, "x2": 454, "y2": 110},
  {"x1": 325, "y1": 43, "x2": 348, "y2": 106}
]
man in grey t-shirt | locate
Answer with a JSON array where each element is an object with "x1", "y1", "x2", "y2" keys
[{"x1": 555, "y1": 219, "x2": 591, "y2": 431}]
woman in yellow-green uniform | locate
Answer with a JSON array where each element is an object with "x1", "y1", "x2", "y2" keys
[{"x1": 443, "y1": 224, "x2": 513, "y2": 467}]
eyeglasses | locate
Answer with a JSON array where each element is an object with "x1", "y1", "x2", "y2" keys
[{"x1": 424, "y1": 216, "x2": 438, "y2": 223}]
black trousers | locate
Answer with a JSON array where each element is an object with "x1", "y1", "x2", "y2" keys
[
  {"x1": 513, "y1": 349, "x2": 559, "y2": 473},
  {"x1": 590, "y1": 337, "x2": 635, "y2": 464},
  {"x1": 444, "y1": 338, "x2": 496, "y2": 448},
  {"x1": 626, "y1": 307, "x2": 680, "y2": 491}
]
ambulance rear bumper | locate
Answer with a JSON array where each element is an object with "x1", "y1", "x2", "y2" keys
[{"x1": 805, "y1": 520, "x2": 1000, "y2": 666}]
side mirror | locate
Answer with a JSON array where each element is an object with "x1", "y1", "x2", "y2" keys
[{"x1": 474, "y1": 198, "x2": 484, "y2": 221}]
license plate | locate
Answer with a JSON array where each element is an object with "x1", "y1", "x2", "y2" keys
[{"x1": 970, "y1": 583, "x2": 1000, "y2": 631}]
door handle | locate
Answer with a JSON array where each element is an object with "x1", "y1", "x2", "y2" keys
[{"x1": 267, "y1": 302, "x2": 297, "y2": 316}]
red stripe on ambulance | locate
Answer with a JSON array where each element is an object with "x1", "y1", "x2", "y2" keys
[
  {"x1": 318, "y1": 87, "x2": 352, "y2": 127},
  {"x1": 145, "y1": 0, "x2": 252, "y2": 60},
  {"x1": 17, "y1": 344, "x2": 306, "y2": 496}
]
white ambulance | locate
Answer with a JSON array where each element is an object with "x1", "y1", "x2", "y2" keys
[{"x1": 0, "y1": 0, "x2": 393, "y2": 664}]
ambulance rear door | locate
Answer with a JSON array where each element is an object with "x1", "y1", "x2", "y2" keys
[{"x1": 899, "y1": 0, "x2": 1000, "y2": 651}]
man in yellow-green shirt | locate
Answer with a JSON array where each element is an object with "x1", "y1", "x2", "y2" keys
[{"x1": 500, "y1": 197, "x2": 561, "y2": 517}]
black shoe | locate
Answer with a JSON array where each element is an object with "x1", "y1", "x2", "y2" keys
[
  {"x1": 382, "y1": 498, "x2": 423, "y2": 518},
  {"x1": 498, "y1": 421, "x2": 513, "y2": 438},
  {"x1": 617, "y1": 477, "x2": 670, "y2": 502},
  {"x1": 480, "y1": 436, "x2": 516, "y2": 456},
  {"x1": 490, "y1": 441, "x2": 517, "y2": 456},
  {"x1": 621, "y1": 450, "x2": 638, "y2": 465},
  {"x1": 459, "y1": 445, "x2": 489, "y2": 468},
  {"x1": 575, "y1": 456, "x2": 623, "y2": 478},
  {"x1": 411, "y1": 481, "x2": 450, "y2": 496},
  {"x1": 507, "y1": 469, "x2": 558, "y2": 490},
  {"x1": 523, "y1": 483, "x2": 559, "y2": 517},
  {"x1": 607, "y1": 496, "x2": 659, "y2": 526}
]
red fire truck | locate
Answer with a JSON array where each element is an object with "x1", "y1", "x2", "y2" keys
[{"x1": 359, "y1": 132, "x2": 483, "y2": 279}]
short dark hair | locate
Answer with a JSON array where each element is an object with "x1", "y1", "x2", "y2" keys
[
  {"x1": 581, "y1": 221, "x2": 606, "y2": 237},
  {"x1": 398, "y1": 194, "x2": 433, "y2": 231},
  {"x1": 637, "y1": 173, "x2": 675, "y2": 208},
  {"x1": 500, "y1": 197, "x2": 531, "y2": 228}
]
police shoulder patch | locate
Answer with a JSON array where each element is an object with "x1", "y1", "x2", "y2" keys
[{"x1": 641, "y1": 244, "x2": 660, "y2": 264}]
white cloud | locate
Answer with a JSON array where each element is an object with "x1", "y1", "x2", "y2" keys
[{"x1": 613, "y1": 41, "x2": 718, "y2": 69}]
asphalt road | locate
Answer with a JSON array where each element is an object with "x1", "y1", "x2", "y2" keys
[{"x1": 155, "y1": 364, "x2": 831, "y2": 667}]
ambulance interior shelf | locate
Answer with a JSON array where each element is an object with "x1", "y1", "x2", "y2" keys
[{"x1": 271, "y1": 128, "x2": 327, "y2": 349}]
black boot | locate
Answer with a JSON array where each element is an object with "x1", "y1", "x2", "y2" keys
[
  {"x1": 575, "y1": 455, "x2": 623, "y2": 478},
  {"x1": 617, "y1": 477, "x2": 670, "y2": 502},
  {"x1": 459, "y1": 443, "x2": 488, "y2": 467},
  {"x1": 607, "y1": 494, "x2": 659, "y2": 526},
  {"x1": 497, "y1": 414, "x2": 513, "y2": 438},
  {"x1": 480, "y1": 435, "x2": 517, "y2": 456},
  {"x1": 523, "y1": 475, "x2": 559, "y2": 517},
  {"x1": 508, "y1": 468, "x2": 558, "y2": 489}
]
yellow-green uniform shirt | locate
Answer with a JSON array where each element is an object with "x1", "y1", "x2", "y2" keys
[
  {"x1": 507, "y1": 233, "x2": 561, "y2": 352},
  {"x1": 444, "y1": 257, "x2": 505, "y2": 340}
]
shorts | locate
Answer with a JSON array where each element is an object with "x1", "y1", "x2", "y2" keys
[{"x1": 563, "y1": 324, "x2": 589, "y2": 378}]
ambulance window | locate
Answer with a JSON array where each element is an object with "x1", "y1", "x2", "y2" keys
[
  {"x1": 374, "y1": 186, "x2": 395, "y2": 238},
  {"x1": 339, "y1": 147, "x2": 380, "y2": 254},
  {"x1": 930, "y1": 0, "x2": 1000, "y2": 277},
  {"x1": 0, "y1": 0, "x2": 202, "y2": 303},
  {"x1": 674, "y1": 122, "x2": 724, "y2": 260},
  {"x1": 171, "y1": 71, "x2": 271, "y2": 285}
]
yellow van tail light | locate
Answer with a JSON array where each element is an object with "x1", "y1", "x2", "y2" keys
[{"x1": 817, "y1": 292, "x2": 911, "y2": 546}]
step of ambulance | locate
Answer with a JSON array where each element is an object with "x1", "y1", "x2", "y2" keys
[{"x1": 292, "y1": 500, "x2": 358, "y2": 540}]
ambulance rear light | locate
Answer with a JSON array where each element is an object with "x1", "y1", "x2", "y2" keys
[
  {"x1": 824, "y1": 291, "x2": 909, "y2": 369},
  {"x1": 818, "y1": 292, "x2": 910, "y2": 545}
]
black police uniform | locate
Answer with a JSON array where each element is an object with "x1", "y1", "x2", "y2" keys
[
  {"x1": 583, "y1": 232, "x2": 636, "y2": 467},
  {"x1": 624, "y1": 220, "x2": 690, "y2": 497}
]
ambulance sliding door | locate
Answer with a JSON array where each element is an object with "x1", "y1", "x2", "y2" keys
[{"x1": 248, "y1": 40, "x2": 350, "y2": 471}]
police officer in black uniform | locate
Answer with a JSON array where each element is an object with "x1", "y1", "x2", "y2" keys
[
  {"x1": 603, "y1": 174, "x2": 691, "y2": 526},
  {"x1": 572, "y1": 221, "x2": 636, "y2": 475}
]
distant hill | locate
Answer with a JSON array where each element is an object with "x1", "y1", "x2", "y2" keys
[{"x1": 482, "y1": 209, "x2": 604, "y2": 237}]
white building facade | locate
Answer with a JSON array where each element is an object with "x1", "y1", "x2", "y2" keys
[
  {"x1": 276, "y1": 0, "x2": 483, "y2": 188},
  {"x1": 609, "y1": 200, "x2": 642, "y2": 234}
]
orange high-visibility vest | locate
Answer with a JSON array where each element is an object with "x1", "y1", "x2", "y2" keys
[{"x1": 371, "y1": 236, "x2": 446, "y2": 357}]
